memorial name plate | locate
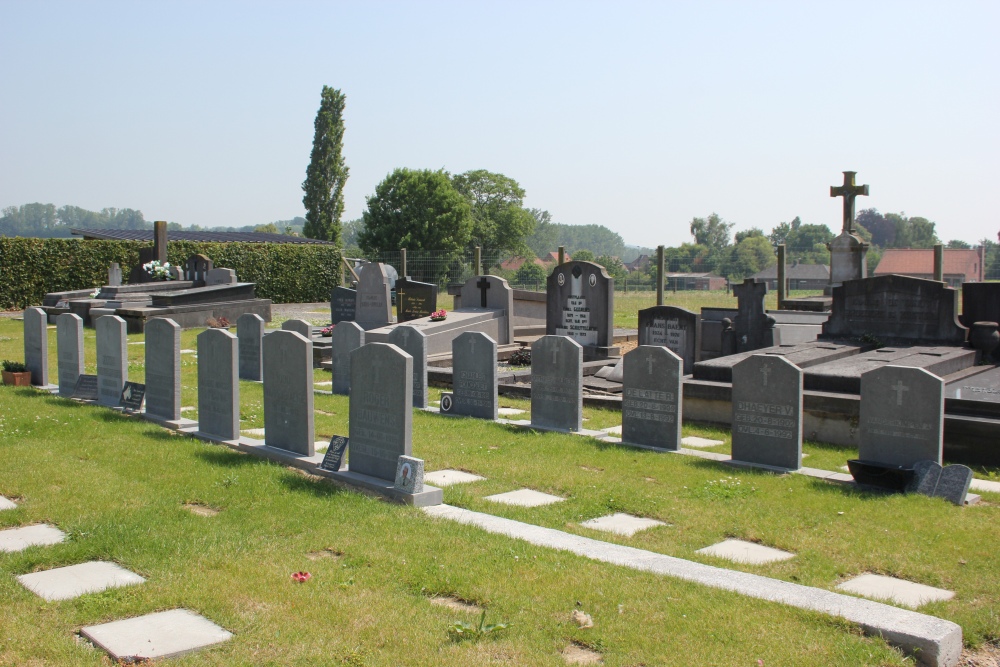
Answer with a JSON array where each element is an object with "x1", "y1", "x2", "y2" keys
[
  {"x1": 320, "y1": 436, "x2": 349, "y2": 472},
  {"x1": 119, "y1": 382, "x2": 146, "y2": 411},
  {"x1": 73, "y1": 374, "x2": 99, "y2": 401},
  {"x1": 330, "y1": 287, "x2": 357, "y2": 324},
  {"x1": 395, "y1": 278, "x2": 437, "y2": 322}
]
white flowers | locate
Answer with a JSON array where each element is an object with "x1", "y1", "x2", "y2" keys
[{"x1": 142, "y1": 260, "x2": 175, "y2": 280}]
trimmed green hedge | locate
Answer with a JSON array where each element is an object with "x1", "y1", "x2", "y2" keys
[{"x1": 0, "y1": 238, "x2": 342, "y2": 310}]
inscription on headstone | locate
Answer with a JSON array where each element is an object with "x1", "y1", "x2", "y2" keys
[
  {"x1": 348, "y1": 343, "x2": 413, "y2": 481},
  {"x1": 23, "y1": 307, "x2": 49, "y2": 386},
  {"x1": 355, "y1": 263, "x2": 393, "y2": 330},
  {"x1": 621, "y1": 346, "x2": 683, "y2": 451},
  {"x1": 530, "y1": 336, "x2": 583, "y2": 432},
  {"x1": 263, "y1": 330, "x2": 315, "y2": 456},
  {"x1": 331, "y1": 321, "x2": 364, "y2": 394},
  {"x1": 56, "y1": 313, "x2": 84, "y2": 398},
  {"x1": 451, "y1": 332, "x2": 498, "y2": 420},
  {"x1": 237, "y1": 314, "x2": 264, "y2": 381},
  {"x1": 388, "y1": 325, "x2": 428, "y2": 409},
  {"x1": 637, "y1": 306, "x2": 697, "y2": 375},
  {"x1": 546, "y1": 262, "x2": 614, "y2": 351},
  {"x1": 95, "y1": 315, "x2": 128, "y2": 407},
  {"x1": 144, "y1": 318, "x2": 181, "y2": 421},
  {"x1": 907, "y1": 461, "x2": 973, "y2": 505},
  {"x1": 73, "y1": 374, "x2": 99, "y2": 401},
  {"x1": 731, "y1": 354, "x2": 802, "y2": 470},
  {"x1": 330, "y1": 286, "x2": 357, "y2": 324},
  {"x1": 859, "y1": 365, "x2": 944, "y2": 467},
  {"x1": 395, "y1": 278, "x2": 437, "y2": 322},
  {"x1": 197, "y1": 328, "x2": 240, "y2": 441}
]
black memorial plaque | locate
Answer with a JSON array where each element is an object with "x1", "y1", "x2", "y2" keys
[
  {"x1": 320, "y1": 435, "x2": 349, "y2": 472},
  {"x1": 119, "y1": 381, "x2": 146, "y2": 411},
  {"x1": 330, "y1": 287, "x2": 357, "y2": 324},
  {"x1": 72, "y1": 374, "x2": 99, "y2": 401},
  {"x1": 395, "y1": 278, "x2": 437, "y2": 322}
]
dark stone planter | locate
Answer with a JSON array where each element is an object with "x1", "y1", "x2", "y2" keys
[{"x1": 847, "y1": 459, "x2": 915, "y2": 492}]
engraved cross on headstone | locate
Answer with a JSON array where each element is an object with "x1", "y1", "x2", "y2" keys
[
  {"x1": 892, "y1": 380, "x2": 909, "y2": 406},
  {"x1": 399, "y1": 328, "x2": 410, "y2": 346},
  {"x1": 476, "y1": 277, "x2": 491, "y2": 308},
  {"x1": 647, "y1": 355, "x2": 655, "y2": 375},
  {"x1": 551, "y1": 343, "x2": 559, "y2": 365},
  {"x1": 760, "y1": 364, "x2": 771, "y2": 387},
  {"x1": 830, "y1": 171, "x2": 869, "y2": 234},
  {"x1": 469, "y1": 336, "x2": 476, "y2": 355},
  {"x1": 372, "y1": 355, "x2": 384, "y2": 385}
]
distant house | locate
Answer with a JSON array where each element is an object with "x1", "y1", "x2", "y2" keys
[
  {"x1": 752, "y1": 263, "x2": 830, "y2": 290},
  {"x1": 500, "y1": 256, "x2": 549, "y2": 272},
  {"x1": 664, "y1": 272, "x2": 726, "y2": 291},
  {"x1": 874, "y1": 248, "x2": 984, "y2": 287},
  {"x1": 71, "y1": 228, "x2": 337, "y2": 245},
  {"x1": 625, "y1": 254, "x2": 651, "y2": 272}
]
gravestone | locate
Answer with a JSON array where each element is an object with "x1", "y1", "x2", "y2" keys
[
  {"x1": 460, "y1": 275, "x2": 515, "y2": 344},
  {"x1": 450, "y1": 332, "x2": 498, "y2": 420},
  {"x1": 388, "y1": 325, "x2": 428, "y2": 409},
  {"x1": 732, "y1": 279, "x2": 777, "y2": 353},
  {"x1": 56, "y1": 313, "x2": 84, "y2": 397},
  {"x1": 205, "y1": 268, "x2": 236, "y2": 285},
  {"x1": 822, "y1": 275, "x2": 967, "y2": 345},
  {"x1": 355, "y1": 263, "x2": 393, "y2": 330},
  {"x1": 185, "y1": 254, "x2": 214, "y2": 286},
  {"x1": 331, "y1": 321, "x2": 364, "y2": 394},
  {"x1": 731, "y1": 354, "x2": 802, "y2": 470},
  {"x1": 95, "y1": 315, "x2": 128, "y2": 407},
  {"x1": 330, "y1": 286, "x2": 357, "y2": 324},
  {"x1": 119, "y1": 381, "x2": 145, "y2": 412},
  {"x1": 144, "y1": 318, "x2": 181, "y2": 422},
  {"x1": 859, "y1": 365, "x2": 943, "y2": 467},
  {"x1": 827, "y1": 171, "x2": 870, "y2": 291},
  {"x1": 531, "y1": 336, "x2": 583, "y2": 432},
  {"x1": 23, "y1": 307, "x2": 49, "y2": 387},
  {"x1": 237, "y1": 314, "x2": 264, "y2": 381},
  {"x1": 908, "y1": 461, "x2": 973, "y2": 505},
  {"x1": 320, "y1": 436, "x2": 349, "y2": 472},
  {"x1": 108, "y1": 262, "x2": 122, "y2": 287},
  {"x1": 73, "y1": 375, "x2": 99, "y2": 401},
  {"x1": 637, "y1": 306, "x2": 698, "y2": 375},
  {"x1": 395, "y1": 278, "x2": 437, "y2": 322},
  {"x1": 196, "y1": 328, "x2": 240, "y2": 441},
  {"x1": 281, "y1": 319, "x2": 312, "y2": 339},
  {"x1": 348, "y1": 343, "x2": 412, "y2": 481},
  {"x1": 546, "y1": 261, "x2": 614, "y2": 357},
  {"x1": 263, "y1": 330, "x2": 315, "y2": 456},
  {"x1": 621, "y1": 345, "x2": 683, "y2": 451},
  {"x1": 394, "y1": 456, "x2": 424, "y2": 494}
]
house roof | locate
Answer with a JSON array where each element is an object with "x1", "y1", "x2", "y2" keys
[
  {"x1": 753, "y1": 264, "x2": 830, "y2": 280},
  {"x1": 71, "y1": 228, "x2": 337, "y2": 245},
  {"x1": 664, "y1": 272, "x2": 723, "y2": 279},
  {"x1": 874, "y1": 248, "x2": 982, "y2": 280},
  {"x1": 500, "y1": 256, "x2": 548, "y2": 271}
]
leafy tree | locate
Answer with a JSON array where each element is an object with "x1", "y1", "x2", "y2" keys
[
  {"x1": 856, "y1": 209, "x2": 894, "y2": 246},
  {"x1": 452, "y1": 170, "x2": 535, "y2": 269},
  {"x1": 358, "y1": 168, "x2": 472, "y2": 281},
  {"x1": 513, "y1": 261, "x2": 547, "y2": 286},
  {"x1": 302, "y1": 86, "x2": 348, "y2": 244},
  {"x1": 552, "y1": 223, "x2": 626, "y2": 257},
  {"x1": 596, "y1": 254, "x2": 628, "y2": 282},
  {"x1": 690, "y1": 213, "x2": 734, "y2": 252},
  {"x1": 525, "y1": 208, "x2": 557, "y2": 258},
  {"x1": 254, "y1": 223, "x2": 279, "y2": 233},
  {"x1": 572, "y1": 249, "x2": 596, "y2": 263},
  {"x1": 734, "y1": 227, "x2": 765, "y2": 244},
  {"x1": 664, "y1": 243, "x2": 712, "y2": 273},
  {"x1": 725, "y1": 235, "x2": 775, "y2": 280},
  {"x1": 341, "y1": 218, "x2": 364, "y2": 248},
  {"x1": 947, "y1": 239, "x2": 971, "y2": 249},
  {"x1": 768, "y1": 216, "x2": 802, "y2": 246},
  {"x1": 0, "y1": 203, "x2": 60, "y2": 237}
]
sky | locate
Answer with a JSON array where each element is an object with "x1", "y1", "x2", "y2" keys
[{"x1": 1, "y1": 1, "x2": 997, "y2": 249}]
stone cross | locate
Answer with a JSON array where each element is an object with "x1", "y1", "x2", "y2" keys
[
  {"x1": 892, "y1": 380, "x2": 909, "y2": 406},
  {"x1": 476, "y1": 277, "x2": 491, "y2": 307},
  {"x1": 760, "y1": 364, "x2": 771, "y2": 387},
  {"x1": 830, "y1": 171, "x2": 869, "y2": 234}
]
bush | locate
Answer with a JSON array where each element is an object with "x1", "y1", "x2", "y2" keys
[{"x1": 1, "y1": 360, "x2": 27, "y2": 373}]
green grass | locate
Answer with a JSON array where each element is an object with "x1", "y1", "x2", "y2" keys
[
  {"x1": 1, "y1": 319, "x2": 998, "y2": 665},
  {"x1": 613, "y1": 289, "x2": 824, "y2": 329}
]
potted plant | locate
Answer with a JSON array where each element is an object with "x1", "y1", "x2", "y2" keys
[{"x1": 1, "y1": 360, "x2": 31, "y2": 386}]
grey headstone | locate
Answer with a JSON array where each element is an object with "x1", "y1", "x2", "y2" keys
[
  {"x1": 731, "y1": 354, "x2": 802, "y2": 470},
  {"x1": 451, "y1": 332, "x2": 498, "y2": 420},
  {"x1": 859, "y1": 365, "x2": 943, "y2": 467},
  {"x1": 281, "y1": 319, "x2": 312, "y2": 339},
  {"x1": 621, "y1": 345, "x2": 683, "y2": 451},
  {"x1": 908, "y1": 460, "x2": 942, "y2": 496},
  {"x1": 184, "y1": 254, "x2": 213, "y2": 285},
  {"x1": 394, "y1": 455, "x2": 425, "y2": 494},
  {"x1": 530, "y1": 335, "x2": 583, "y2": 431},
  {"x1": 95, "y1": 315, "x2": 127, "y2": 407},
  {"x1": 828, "y1": 231, "x2": 868, "y2": 288},
  {"x1": 263, "y1": 330, "x2": 315, "y2": 456},
  {"x1": 23, "y1": 307, "x2": 48, "y2": 386},
  {"x1": 355, "y1": 263, "x2": 393, "y2": 330},
  {"x1": 331, "y1": 321, "x2": 364, "y2": 394},
  {"x1": 638, "y1": 306, "x2": 698, "y2": 375},
  {"x1": 348, "y1": 343, "x2": 412, "y2": 481},
  {"x1": 196, "y1": 328, "x2": 239, "y2": 440},
  {"x1": 237, "y1": 314, "x2": 264, "y2": 381},
  {"x1": 330, "y1": 286, "x2": 357, "y2": 324},
  {"x1": 108, "y1": 262, "x2": 122, "y2": 287},
  {"x1": 459, "y1": 275, "x2": 515, "y2": 344},
  {"x1": 732, "y1": 279, "x2": 776, "y2": 353},
  {"x1": 388, "y1": 325, "x2": 428, "y2": 409},
  {"x1": 144, "y1": 318, "x2": 181, "y2": 422},
  {"x1": 205, "y1": 268, "x2": 236, "y2": 285},
  {"x1": 546, "y1": 262, "x2": 614, "y2": 350},
  {"x1": 935, "y1": 464, "x2": 973, "y2": 505},
  {"x1": 395, "y1": 278, "x2": 438, "y2": 322},
  {"x1": 56, "y1": 313, "x2": 84, "y2": 397}
]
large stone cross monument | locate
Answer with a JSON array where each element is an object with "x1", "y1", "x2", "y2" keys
[{"x1": 826, "y1": 171, "x2": 870, "y2": 293}]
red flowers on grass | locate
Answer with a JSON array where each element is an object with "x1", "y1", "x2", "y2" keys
[{"x1": 291, "y1": 571, "x2": 312, "y2": 583}]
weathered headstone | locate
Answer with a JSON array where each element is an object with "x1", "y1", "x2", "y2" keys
[
  {"x1": 23, "y1": 307, "x2": 49, "y2": 387},
  {"x1": 185, "y1": 254, "x2": 214, "y2": 285},
  {"x1": 355, "y1": 263, "x2": 393, "y2": 330},
  {"x1": 732, "y1": 279, "x2": 777, "y2": 353},
  {"x1": 731, "y1": 354, "x2": 802, "y2": 470},
  {"x1": 56, "y1": 313, "x2": 84, "y2": 397},
  {"x1": 144, "y1": 318, "x2": 181, "y2": 422},
  {"x1": 395, "y1": 278, "x2": 437, "y2": 322},
  {"x1": 348, "y1": 343, "x2": 412, "y2": 481},
  {"x1": 95, "y1": 315, "x2": 127, "y2": 407},
  {"x1": 459, "y1": 275, "x2": 515, "y2": 344},
  {"x1": 388, "y1": 325, "x2": 428, "y2": 409},
  {"x1": 196, "y1": 328, "x2": 239, "y2": 441},
  {"x1": 108, "y1": 262, "x2": 122, "y2": 287},
  {"x1": 331, "y1": 321, "x2": 364, "y2": 394},
  {"x1": 859, "y1": 365, "x2": 943, "y2": 467},
  {"x1": 546, "y1": 261, "x2": 614, "y2": 355},
  {"x1": 450, "y1": 332, "x2": 498, "y2": 420},
  {"x1": 281, "y1": 319, "x2": 312, "y2": 339},
  {"x1": 530, "y1": 336, "x2": 583, "y2": 432},
  {"x1": 637, "y1": 306, "x2": 698, "y2": 375},
  {"x1": 237, "y1": 314, "x2": 264, "y2": 381},
  {"x1": 827, "y1": 171, "x2": 870, "y2": 290},
  {"x1": 205, "y1": 268, "x2": 236, "y2": 285},
  {"x1": 330, "y1": 286, "x2": 357, "y2": 324},
  {"x1": 263, "y1": 330, "x2": 315, "y2": 456},
  {"x1": 621, "y1": 345, "x2": 683, "y2": 451}
]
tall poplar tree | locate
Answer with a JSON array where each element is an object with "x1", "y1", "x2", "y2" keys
[{"x1": 302, "y1": 86, "x2": 348, "y2": 243}]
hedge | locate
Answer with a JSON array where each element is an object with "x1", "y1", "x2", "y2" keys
[{"x1": 0, "y1": 238, "x2": 342, "y2": 310}]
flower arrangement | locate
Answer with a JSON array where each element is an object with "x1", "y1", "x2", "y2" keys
[
  {"x1": 291, "y1": 571, "x2": 312, "y2": 583},
  {"x1": 320, "y1": 325, "x2": 335, "y2": 337},
  {"x1": 89, "y1": 289, "x2": 100, "y2": 298},
  {"x1": 430, "y1": 309, "x2": 448, "y2": 321},
  {"x1": 142, "y1": 260, "x2": 175, "y2": 281},
  {"x1": 205, "y1": 316, "x2": 231, "y2": 329}
]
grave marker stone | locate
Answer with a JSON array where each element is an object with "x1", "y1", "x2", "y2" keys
[
  {"x1": 330, "y1": 286, "x2": 357, "y2": 324},
  {"x1": 732, "y1": 279, "x2": 777, "y2": 353},
  {"x1": 546, "y1": 261, "x2": 614, "y2": 354},
  {"x1": 394, "y1": 456, "x2": 424, "y2": 494},
  {"x1": 56, "y1": 313, "x2": 84, "y2": 397},
  {"x1": 331, "y1": 321, "x2": 364, "y2": 394},
  {"x1": 621, "y1": 345, "x2": 683, "y2": 451},
  {"x1": 96, "y1": 315, "x2": 128, "y2": 407},
  {"x1": 637, "y1": 306, "x2": 698, "y2": 374},
  {"x1": 263, "y1": 330, "x2": 315, "y2": 456},
  {"x1": 395, "y1": 278, "x2": 437, "y2": 322},
  {"x1": 108, "y1": 262, "x2": 122, "y2": 287},
  {"x1": 459, "y1": 274, "x2": 515, "y2": 343},
  {"x1": 73, "y1": 374, "x2": 99, "y2": 401},
  {"x1": 731, "y1": 354, "x2": 802, "y2": 470},
  {"x1": 859, "y1": 365, "x2": 943, "y2": 467},
  {"x1": 355, "y1": 263, "x2": 393, "y2": 330},
  {"x1": 237, "y1": 314, "x2": 264, "y2": 381},
  {"x1": 23, "y1": 307, "x2": 49, "y2": 386},
  {"x1": 196, "y1": 328, "x2": 239, "y2": 441},
  {"x1": 531, "y1": 336, "x2": 583, "y2": 431},
  {"x1": 388, "y1": 325, "x2": 428, "y2": 408},
  {"x1": 907, "y1": 461, "x2": 973, "y2": 505},
  {"x1": 281, "y1": 319, "x2": 312, "y2": 339},
  {"x1": 185, "y1": 254, "x2": 214, "y2": 285},
  {"x1": 320, "y1": 436, "x2": 349, "y2": 472},
  {"x1": 348, "y1": 343, "x2": 412, "y2": 481},
  {"x1": 119, "y1": 381, "x2": 146, "y2": 412},
  {"x1": 144, "y1": 318, "x2": 181, "y2": 421},
  {"x1": 205, "y1": 268, "x2": 236, "y2": 285},
  {"x1": 451, "y1": 332, "x2": 498, "y2": 420}
]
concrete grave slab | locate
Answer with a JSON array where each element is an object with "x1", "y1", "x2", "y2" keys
[
  {"x1": 497, "y1": 407, "x2": 526, "y2": 416},
  {"x1": 485, "y1": 489, "x2": 564, "y2": 507},
  {"x1": 17, "y1": 561, "x2": 145, "y2": 601},
  {"x1": 241, "y1": 428, "x2": 266, "y2": 436},
  {"x1": 971, "y1": 478, "x2": 1000, "y2": 494},
  {"x1": 580, "y1": 513, "x2": 666, "y2": 536},
  {"x1": 697, "y1": 539, "x2": 795, "y2": 565},
  {"x1": 80, "y1": 609, "x2": 233, "y2": 660},
  {"x1": 604, "y1": 425, "x2": 622, "y2": 435},
  {"x1": 837, "y1": 574, "x2": 955, "y2": 609},
  {"x1": 0, "y1": 524, "x2": 66, "y2": 552},
  {"x1": 681, "y1": 436, "x2": 725, "y2": 448},
  {"x1": 424, "y1": 470, "x2": 486, "y2": 487},
  {"x1": 0, "y1": 496, "x2": 17, "y2": 511}
]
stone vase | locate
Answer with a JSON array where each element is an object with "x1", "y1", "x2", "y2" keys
[{"x1": 970, "y1": 321, "x2": 1000, "y2": 360}]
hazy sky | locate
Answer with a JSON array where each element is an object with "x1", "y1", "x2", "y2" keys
[{"x1": 2, "y1": 1, "x2": 997, "y2": 248}]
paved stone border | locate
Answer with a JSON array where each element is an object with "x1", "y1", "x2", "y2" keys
[{"x1": 423, "y1": 504, "x2": 962, "y2": 667}]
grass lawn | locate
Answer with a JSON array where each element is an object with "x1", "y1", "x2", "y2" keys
[{"x1": 1, "y1": 319, "x2": 998, "y2": 665}]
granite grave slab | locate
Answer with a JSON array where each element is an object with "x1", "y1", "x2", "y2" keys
[
  {"x1": 451, "y1": 331, "x2": 498, "y2": 420},
  {"x1": 18, "y1": 561, "x2": 145, "y2": 601},
  {"x1": 484, "y1": 489, "x2": 564, "y2": 507},
  {"x1": 460, "y1": 274, "x2": 514, "y2": 343},
  {"x1": 281, "y1": 318, "x2": 312, "y2": 340},
  {"x1": 388, "y1": 325, "x2": 428, "y2": 409},
  {"x1": 81, "y1": 609, "x2": 232, "y2": 661},
  {"x1": 0, "y1": 524, "x2": 66, "y2": 552},
  {"x1": 637, "y1": 306, "x2": 698, "y2": 374},
  {"x1": 836, "y1": 574, "x2": 954, "y2": 609},
  {"x1": 546, "y1": 261, "x2": 614, "y2": 356},
  {"x1": 196, "y1": 328, "x2": 240, "y2": 441},
  {"x1": 348, "y1": 342, "x2": 412, "y2": 481},
  {"x1": 859, "y1": 365, "x2": 943, "y2": 467},
  {"x1": 732, "y1": 279, "x2": 777, "y2": 352},
  {"x1": 621, "y1": 345, "x2": 683, "y2": 451},
  {"x1": 731, "y1": 354, "x2": 802, "y2": 470},
  {"x1": 95, "y1": 315, "x2": 128, "y2": 407},
  {"x1": 531, "y1": 336, "x2": 583, "y2": 432},
  {"x1": 331, "y1": 321, "x2": 364, "y2": 394},
  {"x1": 23, "y1": 306, "x2": 50, "y2": 386},
  {"x1": 145, "y1": 318, "x2": 182, "y2": 423},
  {"x1": 697, "y1": 538, "x2": 795, "y2": 565},
  {"x1": 330, "y1": 286, "x2": 357, "y2": 324},
  {"x1": 396, "y1": 278, "x2": 437, "y2": 322},
  {"x1": 263, "y1": 330, "x2": 315, "y2": 456},
  {"x1": 355, "y1": 262, "x2": 394, "y2": 330},
  {"x1": 237, "y1": 313, "x2": 264, "y2": 381},
  {"x1": 580, "y1": 513, "x2": 666, "y2": 537},
  {"x1": 56, "y1": 313, "x2": 84, "y2": 397}
]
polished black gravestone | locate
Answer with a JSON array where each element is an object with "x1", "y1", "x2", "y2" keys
[
  {"x1": 330, "y1": 286, "x2": 357, "y2": 325},
  {"x1": 732, "y1": 279, "x2": 777, "y2": 353},
  {"x1": 637, "y1": 306, "x2": 697, "y2": 375},
  {"x1": 395, "y1": 278, "x2": 437, "y2": 322}
]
